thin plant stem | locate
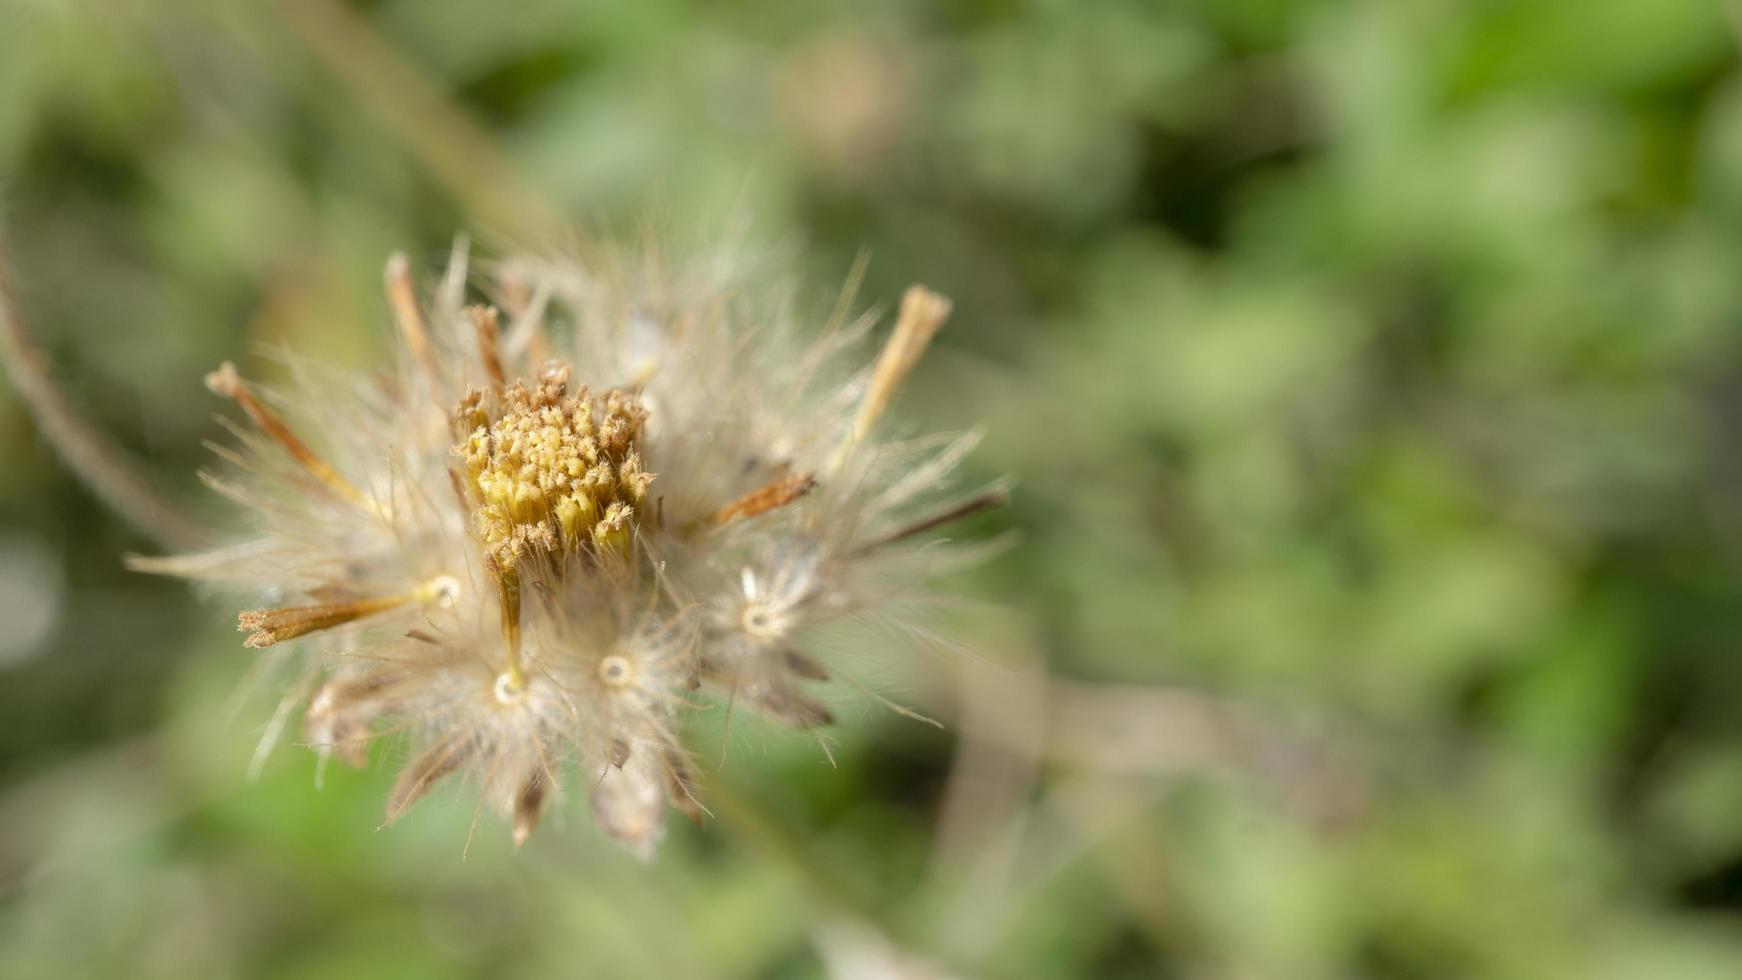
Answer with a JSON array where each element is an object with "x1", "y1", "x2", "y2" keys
[
  {"x1": 0, "y1": 240, "x2": 208, "y2": 550},
  {"x1": 271, "y1": 0, "x2": 567, "y2": 248}
]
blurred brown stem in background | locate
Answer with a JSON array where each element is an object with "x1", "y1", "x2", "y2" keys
[
  {"x1": 0, "y1": 240, "x2": 208, "y2": 550},
  {"x1": 270, "y1": 0, "x2": 568, "y2": 248}
]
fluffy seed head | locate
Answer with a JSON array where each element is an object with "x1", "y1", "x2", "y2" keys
[{"x1": 131, "y1": 239, "x2": 1000, "y2": 854}]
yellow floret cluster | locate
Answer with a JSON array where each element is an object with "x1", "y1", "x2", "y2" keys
[{"x1": 456, "y1": 367, "x2": 655, "y2": 568}]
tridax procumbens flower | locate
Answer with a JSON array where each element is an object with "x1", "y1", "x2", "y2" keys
[{"x1": 129, "y1": 242, "x2": 1004, "y2": 854}]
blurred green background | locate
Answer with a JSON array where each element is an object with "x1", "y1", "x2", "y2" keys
[{"x1": 4, "y1": 0, "x2": 1742, "y2": 977}]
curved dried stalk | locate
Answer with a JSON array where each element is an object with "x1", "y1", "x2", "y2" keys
[
  {"x1": 0, "y1": 241, "x2": 208, "y2": 550},
  {"x1": 271, "y1": 0, "x2": 564, "y2": 247}
]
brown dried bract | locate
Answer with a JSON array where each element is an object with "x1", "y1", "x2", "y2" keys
[{"x1": 705, "y1": 471, "x2": 817, "y2": 528}]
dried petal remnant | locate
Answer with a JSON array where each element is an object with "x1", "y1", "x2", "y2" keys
[
  {"x1": 205, "y1": 362, "x2": 369, "y2": 508},
  {"x1": 239, "y1": 596, "x2": 408, "y2": 648},
  {"x1": 512, "y1": 774, "x2": 548, "y2": 848},
  {"x1": 306, "y1": 675, "x2": 397, "y2": 768},
  {"x1": 831, "y1": 284, "x2": 952, "y2": 472},
  {"x1": 467, "y1": 304, "x2": 507, "y2": 390},
  {"x1": 238, "y1": 576, "x2": 458, "y2": 649},
  {"x1": 387, "y1": 738, "x2": 475, "y2": 824},
  {"x1": 706, "y1": 471, "x2": 817, "y2": 528},
  {"x1": 591, "y1": 752, "x2": 669, "y2": 858},
  {"x1": 385, "y1": 252, "x2": 442, "y2": 389}
]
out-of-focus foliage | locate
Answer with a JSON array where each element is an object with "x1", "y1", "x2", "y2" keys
[{"x1": 3, "y1": 0, "x2": 1742, "y2": 977}]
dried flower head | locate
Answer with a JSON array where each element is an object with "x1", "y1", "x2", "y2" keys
[{"x1": 128, "y1": 240, "x2": 1003, "y2": 854}]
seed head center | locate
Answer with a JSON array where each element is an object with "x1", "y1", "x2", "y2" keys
[
  {"x1": 598, "y1": 653, "x2": 636, "y2": 689},
  {"x1": 741, "y1": 603, "x2": 788, "y2": 641},
  {"x1": 456, "y1": 367, "x2": 655, "y2": 568}
]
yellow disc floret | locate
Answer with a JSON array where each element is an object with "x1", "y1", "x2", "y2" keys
[{"x1": 456, "y1": 365, "x2": 655, "y2": 569}]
